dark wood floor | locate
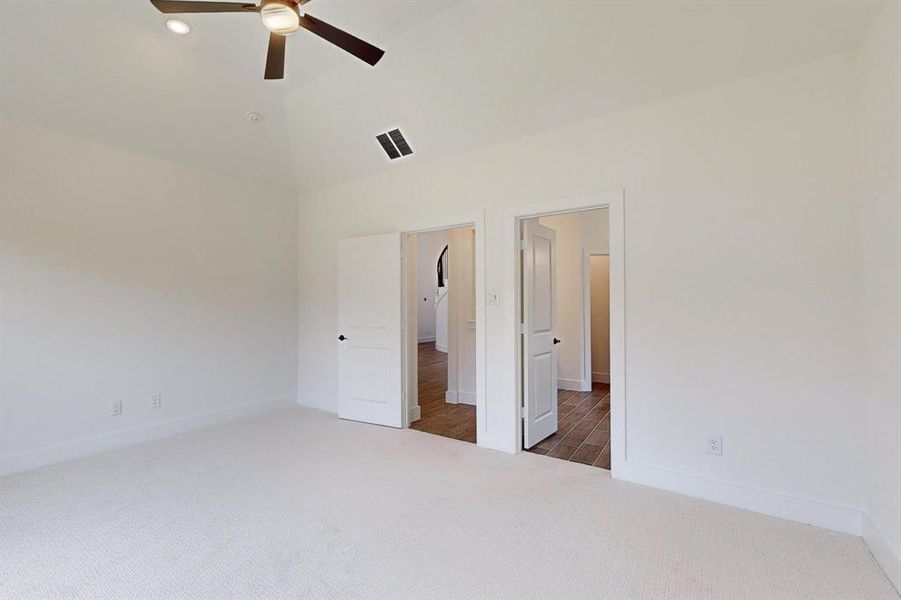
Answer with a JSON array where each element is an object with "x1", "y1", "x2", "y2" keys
[
  {"x1": 411, "y1": 342, "x2": 610, "y2": 469},
  {"x1": 525, "y1": 383, "x2": 611, "y2": 470},
  {"x1": 410, "y1": 342, "x2": 476, "y2": 443}
]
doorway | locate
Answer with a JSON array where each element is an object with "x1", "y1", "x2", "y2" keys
[
  {"x1": 404, "y1": 225, "x2": 478, "y2": 443},
  {"x1": 520, "y1": 208, "x2": 612, "y2": 469}
]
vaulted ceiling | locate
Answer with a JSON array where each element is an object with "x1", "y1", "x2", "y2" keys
[{"x1": 0, "y1": 0, "x2": 885, "y2": 194}]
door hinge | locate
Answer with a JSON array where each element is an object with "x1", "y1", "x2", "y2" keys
[
  {"x1": 520, "y1": 239, "x2": 528, "y2": 251},
  {"x1": 521, "y1": 403, "x2": 528, "y2": 419},
  {"x1": 520, "y1": 323, "x2": 526, "y2": 334}
]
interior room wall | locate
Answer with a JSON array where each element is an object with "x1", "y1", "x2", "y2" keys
[
  {"x1": 415, "y1": 229, "x2": 449, "y2": 343},
  {"x1": 536, "y1": 210, "x2": 608, "y2": 390},
  {"x1": 857, "y1": 1, "x2": 901, "y2": 589},
  {"x1": 445, "y1": 227, "x2": 476, "y2": 405},
  {"x1": 590, "y1": 256, "x2": 610, "y2": 383},
  {"x1": 538, "y1": 213, "x2": 587, "y2": 390},
  {"x1": 0, "y1": 118, "x2": 299, "y2": 475},
  {"x1": 297, "y1": 53, "x2": 866, "y2": 533}
]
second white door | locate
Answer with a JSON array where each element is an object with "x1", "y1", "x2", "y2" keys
[{"x1": 522, "y1": 220, "x2": 558, "y2": 448}]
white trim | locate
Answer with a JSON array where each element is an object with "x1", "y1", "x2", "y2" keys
[
  {"x1": 407, "y1": 405, "x2": 422, "y2": 423},
  {"x1": 592, "y1": 371, "x2": 610, "y2": 384},
  {"x1": 417, "y1": 336, "x2": 436, "y2": 343},
  {"x1": 0, "y1": 394, "x2": 297, "y2": 477},
  {"x1": 616, "y1": 459, "x2": 863, "y2": 535},
  {"x1": 445, "y1": 390, "x2": 459, "y2": 404},
  {"x1": 435, "y1": 343, "x2": 448, "y2": 353},
  {"x1": 510, "y1": 190, "x2": 625, "y2": 475},
  {"x1": 400, "y1": 211, "x2": 487, "y2": 448},
  {"x1": 458, "y1": 391, "x2": 477, "y2": 406},
  {"x1": 864, "y1": 513, "x2": 901, "y2": 593},
  {"x1": 582, "y1": 247, "x2": 608, "y2": 395},
  {"x1": 557, "y1": 378, "x2": 592, "y2": 392}
]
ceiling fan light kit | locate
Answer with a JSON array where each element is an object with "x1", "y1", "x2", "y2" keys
[
  {"x1": 260, "y1": 2, "x2": 300, "y2": 34},
  {"x1": 149, "y1": 0, "x2": 385, "y2": 79}
]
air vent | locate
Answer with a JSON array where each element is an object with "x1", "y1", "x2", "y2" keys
[{"x1": 376, "y1": 128, "x2": 413, "y2": 160}]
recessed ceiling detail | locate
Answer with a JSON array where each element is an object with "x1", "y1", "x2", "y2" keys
[{"x1": 376, "y1": 129, "x2": 413, "y2": 160}]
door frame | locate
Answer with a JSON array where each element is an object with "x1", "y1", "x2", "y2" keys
[
  {"x1": 511, "y1": 191, "x2": 625, "y2": 474},
  {"x1": 399, "y1": 211, "x2": 487, "y2": 446}
]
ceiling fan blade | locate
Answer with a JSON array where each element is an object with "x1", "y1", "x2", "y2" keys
[
  {"x1": 265, "y1": 33, "x2": 287, "y2": 80},
  {"x1": 150, "y1": 0, "x2": 258, "y2": 13},
  {"x1": 299, "y1": 14, "x2": 384, "y2": 66}
]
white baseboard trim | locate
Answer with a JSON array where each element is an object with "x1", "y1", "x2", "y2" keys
[
  {"x1": 435, "y1": 343, "x2": 448, "y2": 353},
  {"x1": 458, "y1": 391, "x2": 476, "y2": 406},
  {"x1": 408, "y1": 405, "x2": 422, "y2": 424},
  {"x1": 864, "y1": 512, "x2": 901, "y2": 593},
  {"x1": 445, "y1": 390, "x2": 476, "y2": 406},
  {"x1": 298, "y1": 394, "x2": 336, "y2": 413},
  {"x1": 592, "y1": 371, "x2": 610, "y2": 383},
  {"x1": 0, "y1": 394, "x2": 297, "y2": 477},
  {"x1": 558, "y1": 378, "x2": 592, "y2": 392},
  {"x1": 614, "y1": 459, "x2": 863, "y2": 535},
  {"x1": 417, "y1": 336, "x2": 436, "y2": 343}
]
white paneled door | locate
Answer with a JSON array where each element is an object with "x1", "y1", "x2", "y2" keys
[
  {"x1": 522, "y1": 220, "x2": 558, "y2": 448},
  {"x1": 337, "y1": 233, "x2": 404, "y2": 428}
]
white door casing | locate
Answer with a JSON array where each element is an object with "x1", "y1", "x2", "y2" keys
[
  {"x1": 337, "y1": 233, "x2": 404, "y2": 428},
  {"x1": 522, "y1": 220, "x2": 558, "y2": 448}
]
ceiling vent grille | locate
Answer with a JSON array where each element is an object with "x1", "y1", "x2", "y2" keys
[{"x1": 376, "y1": 128, "x2": 413, "y2": 160}]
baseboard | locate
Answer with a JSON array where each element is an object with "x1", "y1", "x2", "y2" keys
[
  {"x1": 445, "y1": 390, "x2": 476, "y2": 406},
  {"x1": 558, "y1": 378, "x2": 592, "y2": 392},
  {"x1": 864, "y1": 512, "x2": 901, "y2": 593},
  {"x1": 298, "y1": 394, "x2": 336, "y2": 413},
  {"x1": 0, "y1": 394, "x2": 297, "y2": 477},
  {"x1": 435, "y1": 343, "x2": 448, "y2": 353},
  {"x1": 457, "y1": 391, "x2": 476, "y2": 406},
  {"x1": 417, "y1": 336, "x2": 436, "y2": 343},
  {"x1": 592, "y1": 371, "x2": 610, "y2": 383},
  {"x1": 614, "y1": 459, "x2": 863, "y2": 535},
  {"x1": 408, "y1": 405, "x2": 422, "y2": 424}
]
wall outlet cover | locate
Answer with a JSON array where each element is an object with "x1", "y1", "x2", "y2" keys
[
  {"x1": 110, "y1": 401, "x2": 123, "y2": 417},
  {"x1": 706, "y1": 436, "x2": 723, "y2": 456},
  {"x1": 150, "y1": 393, "x2": 162, "y2": 409}
]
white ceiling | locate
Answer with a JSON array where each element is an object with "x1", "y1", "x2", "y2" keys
[{"x1": 0, "y1": 0, "x2": 885, "y2": 194}]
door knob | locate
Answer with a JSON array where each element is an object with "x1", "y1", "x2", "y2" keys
[
  {"x1": 338, "y1": 335, "x2": 347, "y2": 341},
  {"x1": 553, "y1": 338, "x2": 561, "y2": 345}
]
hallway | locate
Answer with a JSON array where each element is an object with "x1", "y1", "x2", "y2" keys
[{"x1": 410, "y1": 342, "x2": 476, "y2": 443}]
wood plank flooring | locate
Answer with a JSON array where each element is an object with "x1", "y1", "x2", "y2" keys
[
  {"x1": 410, "y1": 342, "x2": 476, "y2": 443},
  {"x1": 525, "y1": 384, "x2": 611, "y2": 470},
  {"x1": 411, "y1": 342, "x2": 610, "y2": 469}
]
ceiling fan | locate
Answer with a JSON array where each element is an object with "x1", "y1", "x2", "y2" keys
[{"x1": 149, "y1": 0, "x2": 385, "y2": 79}]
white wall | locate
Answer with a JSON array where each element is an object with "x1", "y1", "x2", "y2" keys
[
  {"x1": 537, "y1": 210, "x2": 608, "y2": 391},
  {"x1": 857, "y1": 1, "x2": 901, "y2": 590},
  {"x1": 415, "y1": 230, "x2": 448, "y2": 342},
  {"x1": 0, "y1": 119, "x2": 298, "y2": 475},
  {"x1": 297, "y1": 53, "x2": 865, "y2": 532},
  {"x1": 446, "y1": 227, "x2": 476, "y2": 405},
  {"x1": 538, "y1": 213, "x2": 586, "y2": 390},
  {"x1": 590, "y1": 256, "x2": 610, "y2": 382}
]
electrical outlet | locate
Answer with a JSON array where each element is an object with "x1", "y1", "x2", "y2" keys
[
  {"x1": 706, "y1": 436, "x2": 723, "y2": 456},
  {"x1": 150, "y1": 393, "x2": 162, "y2": 409},
  {"x1": 487, "y1": 292, "x2": 500, "y2": 305},
  {"x1": 110, "y1": 400, "x2": 123, "y2": 417}
]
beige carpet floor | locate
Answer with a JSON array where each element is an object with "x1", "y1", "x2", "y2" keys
[{"x1": 1, "y1": 406, "x2": 897, "y2": 599}]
